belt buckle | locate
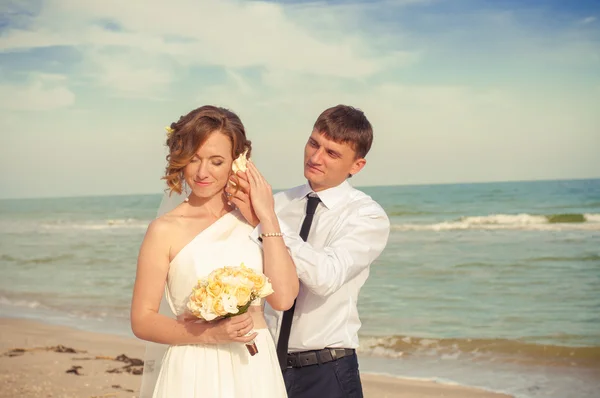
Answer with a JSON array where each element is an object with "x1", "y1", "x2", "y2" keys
[
  {"x1": 328, "y1": 348, "x2": 351, "y2": 362},
  {"x1": 329, "y1": 348, "x2": 338, "y2": 361}
]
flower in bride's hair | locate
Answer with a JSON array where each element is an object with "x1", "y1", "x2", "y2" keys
[{"x1": 165, "y1": 126, "x2": 175, "y2": 136}]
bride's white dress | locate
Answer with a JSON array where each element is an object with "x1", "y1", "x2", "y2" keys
[{"x1": 148, "y1": 210, "x2": 287, "y2": 398}]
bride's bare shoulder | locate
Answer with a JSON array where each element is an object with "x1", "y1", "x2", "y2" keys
[{"x1": 146, "y1": 209, "x2": 185, "y2": 238}]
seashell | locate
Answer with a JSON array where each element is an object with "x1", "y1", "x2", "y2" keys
[{"x1": 231, "y1": 149, "x2": 249, "y2": 174}]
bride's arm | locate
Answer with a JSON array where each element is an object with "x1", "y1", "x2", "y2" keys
[
  {"x1": 130, "y1": 218, "x2": 257, "y2": 345},
  {"x1": 243, "y1": 161, "x2": 299, "y2": 311}
]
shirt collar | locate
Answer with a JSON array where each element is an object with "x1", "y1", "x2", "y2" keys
[{"x1": 296, "y1": 180, "x2": 352, "y2": 210}]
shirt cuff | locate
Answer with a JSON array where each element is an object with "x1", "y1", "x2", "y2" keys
[
  {"x1": 249, "y1": 217, "x2": 298, "y2": 248},
  {"x1": 249, "y1": 224, "x2": 263, "y2": 246}
]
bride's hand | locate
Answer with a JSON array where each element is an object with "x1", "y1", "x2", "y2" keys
[
  {"x1": 226, "y1": 172, "x2": 260, "y2": 227},
  {"x1": 207, "y1": 313, "x2": 257, "y2": 344},
  {"x1": 245, "y1": 161, "x2": 276, "y2": 223}
]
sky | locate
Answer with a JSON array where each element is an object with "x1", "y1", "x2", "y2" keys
[{"x1": 0, "y1": 0, "x2": 599, "y2": 199}]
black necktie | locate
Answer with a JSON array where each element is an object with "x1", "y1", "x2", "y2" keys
[{"x1": 276, "y1": 195, "x2": 321, "y2": 371}]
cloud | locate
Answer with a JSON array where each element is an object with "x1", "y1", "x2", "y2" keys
[
  {"x1": 192, "y1": 59, "x2": 600, "y2": 188},
  {"x1": 82, "y1": 48, "x2": 175, "y2": 98},
  {"x1": 0, "y1": 0, "x2": 599, "y2": 198},
  {"x1": 0, "y1": 0, "x2": 408, "y2": 98},
  {"x1": 580, "y1": 16, "x2": 597, "y2": 25},
  {"x1": 0, "y1": 73, "x2": 75, "y2": 110}
]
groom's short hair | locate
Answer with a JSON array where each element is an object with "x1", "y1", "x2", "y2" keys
[{"x1": 313, "y1": 105, "x2": 373, "y2": 159}]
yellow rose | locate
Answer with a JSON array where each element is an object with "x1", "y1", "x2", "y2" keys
[
  {"x1": 211, "y1": 297, "x2": 226, "y2": 316},
  {"x1": 234, "y1": 285, "x2": 253, "y2": 307},
  {"x1": 222, "y1": 284, "x2": 235, "y2": 295},
  {"x1": 248, "y1": 273, "x2": 266, "y2": 292},
  {"x1": 206, "y1": 280, "x2": 224, "y2": 297},
  {"x1": 233, "y1": 269, "x2": 246, "y2": 279},
  {"x1": 238, "y1": 264, "x2": 253, "y2": 276},
  {"x1": 187, "y1": 300, "x2": 201, "y2": 317},
  {"x1": 210, "y1": 269, "x2": 226, "y2": 282},
  {"x1": 193, "y1": 287, "x2": 207, "y2": 303},
  {"x1": 258, "y1": 280, "x2": 274, "y2": 298}
]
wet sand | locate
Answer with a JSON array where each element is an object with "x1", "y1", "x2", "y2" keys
[{"x1": 0, "y1": 318, "x2": 511, "y2": 397}]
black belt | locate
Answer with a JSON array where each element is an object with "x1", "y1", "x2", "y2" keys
[{"x1": 286, "y1": 348, "x2": 355, "y2": 368}]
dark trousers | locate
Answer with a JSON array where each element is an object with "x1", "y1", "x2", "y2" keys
[{"x1": 283, "y1": 352, "x2": 364, "y2": 398}]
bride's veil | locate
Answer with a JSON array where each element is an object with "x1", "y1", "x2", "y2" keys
[{"x1": 138, "y1": 184, "x2": 188, "y2": 398}]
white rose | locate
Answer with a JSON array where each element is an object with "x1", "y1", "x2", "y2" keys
[
  {"x1": 240, "y1": 277, "x2": 254, "y2": 288},
  {"x1": 221, "y1": 275, "x2": 243, "y2": 286},
  {"x1": 220, "y1": 293, "x2": 239, "y2": 314},
  {"x1": 258, "y1": 281, "x2": 274, "y2": 298},
  {"x1": 187, "y1": 301, "x2": 200, "y2": 314},
  {"x1": 200, "y1": 297, "x2": 218, "y2": 321}
]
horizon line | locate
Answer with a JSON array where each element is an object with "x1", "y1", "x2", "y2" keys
[{"x1": 1, "y1": 176, "x2": 599, "y2": 201}]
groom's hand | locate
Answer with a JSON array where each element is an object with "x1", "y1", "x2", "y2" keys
[{"x1": 226, "y1": 171, "x2": 260, "y2": 227}]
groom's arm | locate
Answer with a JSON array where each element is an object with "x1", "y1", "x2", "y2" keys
[{"x1": 251, "y1": 202, "x2": 390, "y2": 297}]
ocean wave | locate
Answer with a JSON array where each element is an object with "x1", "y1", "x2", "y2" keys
[
  {"x1": 0, "y1": 253, "x2": 75, "y2": 264},
  {"x1": 387, "y1": 210, "x2": 436, "y2": 217},
  {"x1": 526, "y1": 254, "x2": 600, "y2": 263},
  {"x1": 357, "y1": 334, "x2": 600, "y2": 367},
  {"x1": 0, "y1": 294, "x2": 129, "y2": 320},
  {"x1": 0, "y1": 296, "x2": 44, "y2": 310},
  {"x1": 41, "y1": 218, "x2": 150, "y2": 231},
  {"x1": 391, "y1": 213, "x2": 600, "y2": 231},
  {"x1": 359, "y1": 372, "x2": 515, "y2": 398}
]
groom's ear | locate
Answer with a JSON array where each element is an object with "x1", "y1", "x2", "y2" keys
[{"x1": 349, "y1": 158, "x2": 366, "y2": 177}]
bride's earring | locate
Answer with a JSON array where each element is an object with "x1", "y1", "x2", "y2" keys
[
  {"x1": 223, "y1": 178, "x2": 233, "y2": 208},
  {"x1": 223, "y1": 190, "x2": 232, "y2": 207},
  {"x1": 183, "y1": 180, "x2": 190, "y2": 202}
]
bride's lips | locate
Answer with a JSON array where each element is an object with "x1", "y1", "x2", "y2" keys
[{"x1": 194, "y1": 180, "x2": 211, "y2": 186}]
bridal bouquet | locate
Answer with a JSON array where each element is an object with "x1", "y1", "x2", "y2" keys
[{"x1": 187, "y1": 263, "x2": 274, "y2": 355}]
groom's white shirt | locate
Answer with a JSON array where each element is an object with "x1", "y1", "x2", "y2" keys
[{"x1": 250, "y1": 180, "x2": 390, "y2": 352}]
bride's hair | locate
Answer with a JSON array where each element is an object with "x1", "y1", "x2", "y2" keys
[{"x1": 163, "y1": 105, "x2": 252, "y2": 195}]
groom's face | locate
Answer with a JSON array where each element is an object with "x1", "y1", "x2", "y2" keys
[{"x1": 303, "y1": 130, "x2": 366, "y2": 192}]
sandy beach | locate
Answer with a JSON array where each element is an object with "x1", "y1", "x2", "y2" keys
[{"x1": 0, "y1": 318, "x2": 511, "y2": 398}]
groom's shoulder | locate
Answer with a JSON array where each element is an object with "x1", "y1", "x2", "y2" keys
[
  {"x1": 273, "y1": 184, "x2": 305, "y2": 205},
  {"x1": 347, "y1": 186, "x2": 388, "y2": 220}
]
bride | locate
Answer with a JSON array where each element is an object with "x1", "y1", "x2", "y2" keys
[{"x1": 130, "y1": 105, "x2": 296, "y2": 397}]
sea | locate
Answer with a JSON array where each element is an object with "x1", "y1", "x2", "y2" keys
[{"x1": 1, "y1": 178, "x2": 599, "y2": 398}]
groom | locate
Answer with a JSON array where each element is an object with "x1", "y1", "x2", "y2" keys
[{"x1": 230, "y1": 105, "x2": 390, "y2": 398}]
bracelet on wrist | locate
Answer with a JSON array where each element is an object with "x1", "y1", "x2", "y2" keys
[{"x1": 259, "y1": 232, "x2": 283, "y2": 238}]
